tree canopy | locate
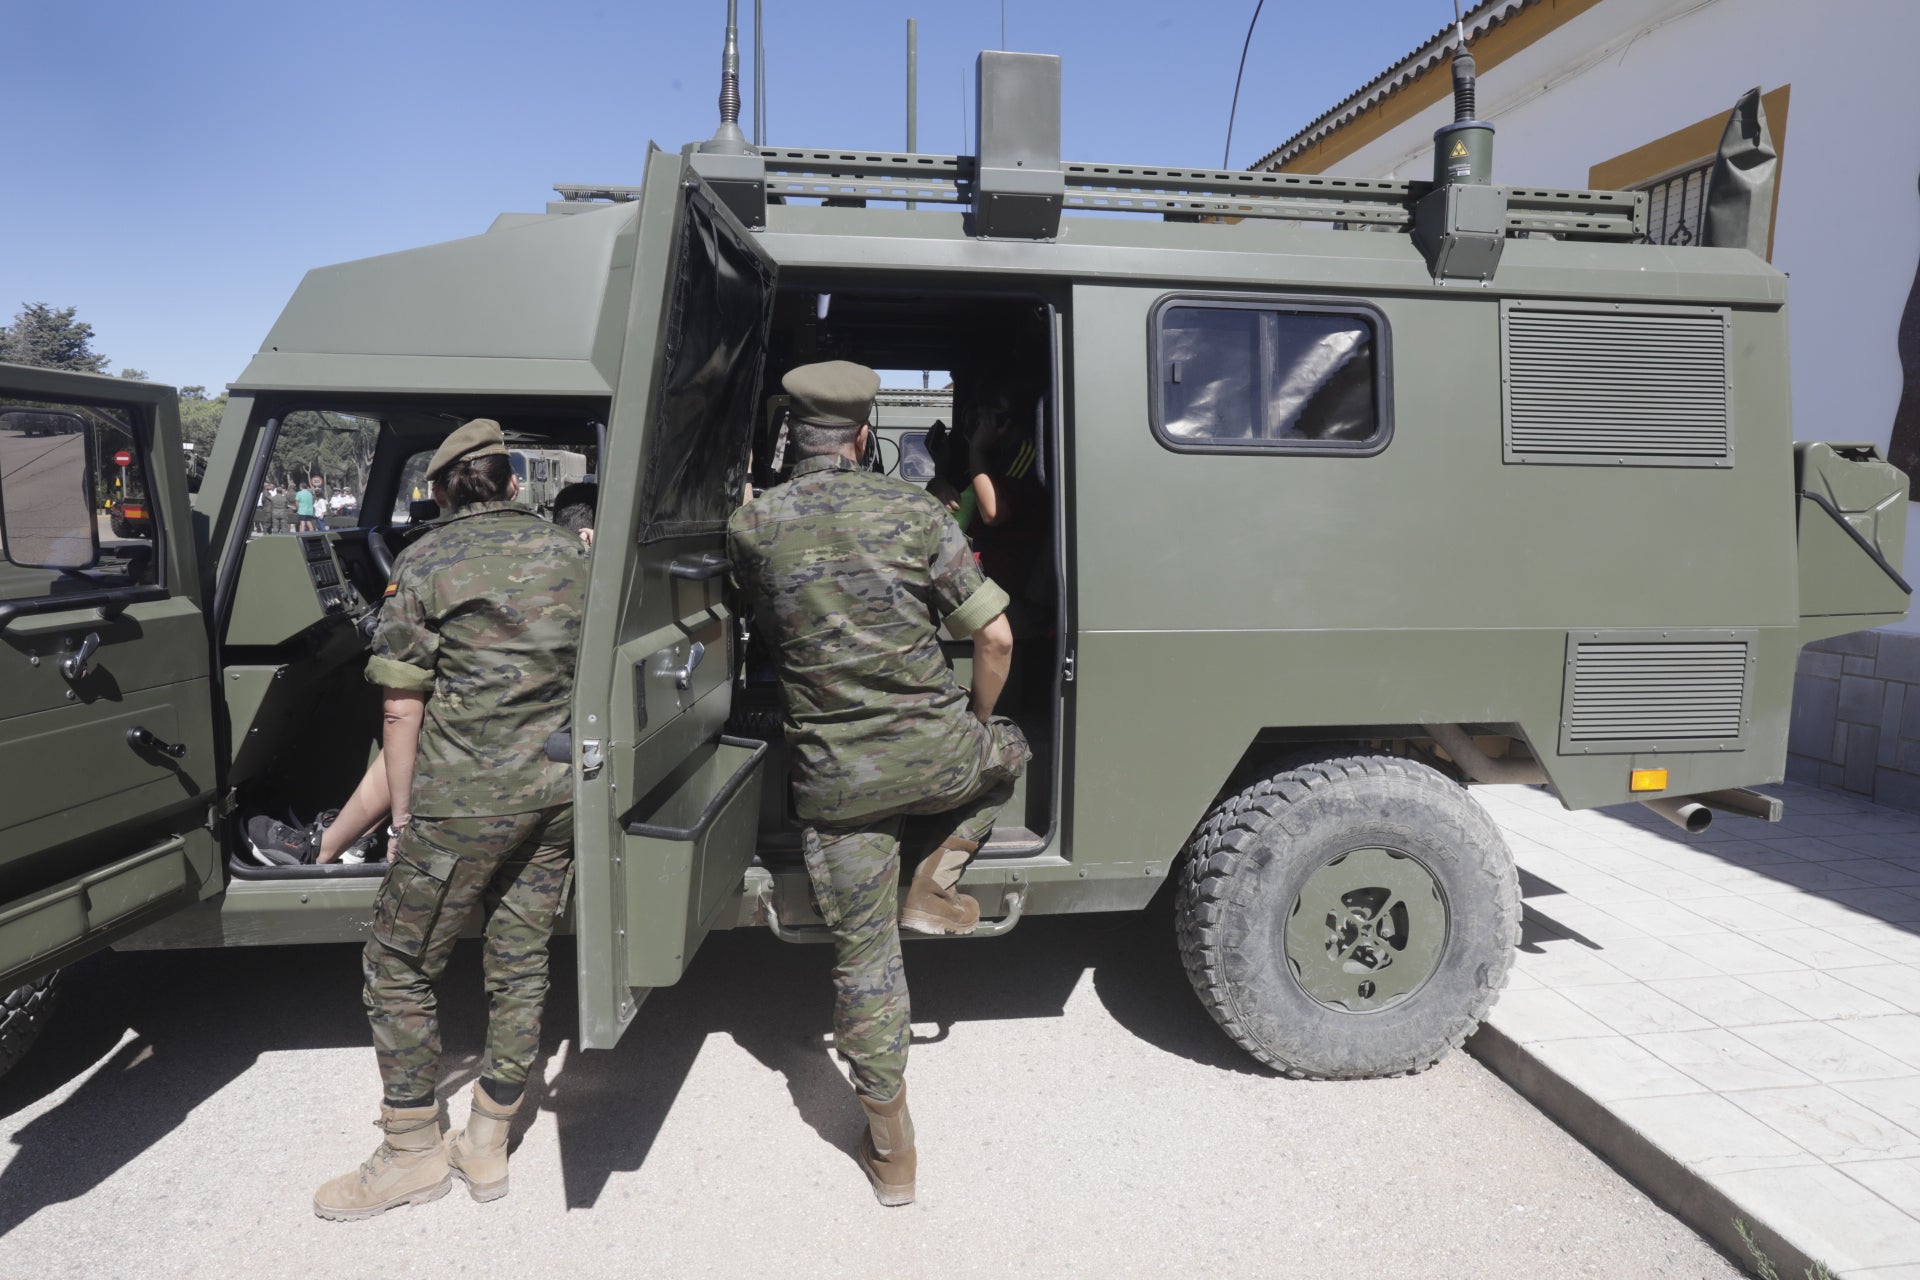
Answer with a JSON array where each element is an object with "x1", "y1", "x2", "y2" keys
[
  {"x1": 5, "y1": 301, "x2": 230, "y2": 476},
  {"x1": 0, "y1": 303, "x2": 112, "y2": 373}
]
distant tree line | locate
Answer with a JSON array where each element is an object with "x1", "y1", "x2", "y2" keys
[{"x1": 2, "y1": 302, "x2": 379, "y2": 495}]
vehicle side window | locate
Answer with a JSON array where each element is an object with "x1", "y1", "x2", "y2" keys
[
  {"x1": 258, "y1": 410, "x2": 377, "y2": 534},
  {"x1": 1151, "y1": 297, "x2": 1390, "y2": 455},
  {"x1": 897, "y1": 431, "x2": 938, "y2": 482},
  {"x1": 0, "y1": 398, "x2": 160, "y2": 601}
]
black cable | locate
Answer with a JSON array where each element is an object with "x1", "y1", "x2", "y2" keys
[{"x1": 1223, "y1": 0, "x2": 1268, "y2": 170}]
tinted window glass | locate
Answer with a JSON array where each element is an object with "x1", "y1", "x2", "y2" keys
[
  {"x1": 1157, "y1": 304, "x2": 1382, "y2": 449},
  {"x1": 0, "y1": 397, "x2": 160, "y2": 600},
  {"x1": 897, "y1": 431, "x2": 937, "y2": 482},
  {"x1": 638, "y1": 189, "x2": 774, "y2": 541}
]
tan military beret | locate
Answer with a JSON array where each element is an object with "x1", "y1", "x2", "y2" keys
[
  {"x1": 427, "y1": 418, "x2": 510, "y2": 480},
  {"x1": 782, "y1": 361, "x2": 880, "y2": 428}
]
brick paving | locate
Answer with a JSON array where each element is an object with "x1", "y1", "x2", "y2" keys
[{"x1": 1477, "y1": 780, "x2": 1920, "y2": 1278}]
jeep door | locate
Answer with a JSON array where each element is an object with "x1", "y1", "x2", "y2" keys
[
  {"x1": 573, "y1": 157, "x2": 777, "y2": 1049},
  {"x1": 0, "y1": 366, "x2": 218, "y2": 990}
]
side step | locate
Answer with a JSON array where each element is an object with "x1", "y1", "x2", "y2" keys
[{"x1": 754, "y1": 884, "x2": 1027, "y2": 945}]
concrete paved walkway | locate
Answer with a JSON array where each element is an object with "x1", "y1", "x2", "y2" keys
[{"x1": 1475, "y1": 781, "x2": 1920, "y2": 1280}]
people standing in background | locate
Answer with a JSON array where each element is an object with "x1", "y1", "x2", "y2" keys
[{"x1": 296, "y1": 480, "x2": 316, "y2": 532}]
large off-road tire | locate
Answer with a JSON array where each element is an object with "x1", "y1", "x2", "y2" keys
[
  {"x1": 0, "y1": 971, "x2": 60, "y2": 1082},
  {"x1": 1176, "y1": 755, "x2": 1520, "y2": 1079}
]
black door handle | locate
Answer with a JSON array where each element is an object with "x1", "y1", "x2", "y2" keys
[
  {"x1": 668, "y1": 553, "x2": 732, "y2": 582},
  {"x1": 127, "y1": 726, "x2": 188, "y2": 759}
]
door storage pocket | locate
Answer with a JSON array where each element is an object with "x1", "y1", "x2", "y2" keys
[{"x1": 370, "y1": 840, "x2": 461, "y2": 958}]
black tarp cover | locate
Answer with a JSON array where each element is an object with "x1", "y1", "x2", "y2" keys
[{"x1": 638, "y1": 187, "x2": 776, "y2": 541}]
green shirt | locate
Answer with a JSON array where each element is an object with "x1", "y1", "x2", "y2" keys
[
  {"x1": 366, "y1": 501, "x2": 587, "y2": 817},
  {"x1": 727, "y1": 455, "x2": 1010, "y2": 824}
]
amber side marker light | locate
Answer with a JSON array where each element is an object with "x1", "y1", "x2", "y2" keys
[{"x1": 1630, "y1": 768, "x2": 1670, "y2": 792}]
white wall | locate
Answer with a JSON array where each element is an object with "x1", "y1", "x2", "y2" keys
[{"x1": 1322, "y1": 0, "x2": 1920, "y2": 629}]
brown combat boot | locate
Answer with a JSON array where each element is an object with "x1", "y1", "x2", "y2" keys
[
  {"x1": 857, "y1": 1084, "x2": 916, "y2": 1206},
  {"x1": 900, "y1": 838, "x2": 981, "y2": 936},
  {"x1": 313, "y1": 1101, "x2": 450, "y2": 1221},
  {"x1": 446, "y1": 1082, "x2": 523, "y2": 1202}
]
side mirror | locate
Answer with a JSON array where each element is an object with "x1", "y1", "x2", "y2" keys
[
  {"x1": 0, "y1": 408, "x2": 101, "y2": 571},
  {"x1": 407, "y1": 499, "x2": 440, "y2": 525}
]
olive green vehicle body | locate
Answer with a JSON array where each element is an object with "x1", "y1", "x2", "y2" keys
[{"x1": 0, "y1": 134, "x2": 1908, "y2": 1055}]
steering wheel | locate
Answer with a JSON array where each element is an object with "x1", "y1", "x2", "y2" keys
[{"x1": 365, "y1": 522, "x2": 396, "y2": 583}]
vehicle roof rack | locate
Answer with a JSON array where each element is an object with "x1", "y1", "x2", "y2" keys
[{"x1": 555, "y1": 148, "x2": 1649, "y2": 242}]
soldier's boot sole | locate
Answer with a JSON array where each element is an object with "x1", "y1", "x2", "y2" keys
[
  {"x1": 857, "y1": 1085, "x2": 916, "y2": 1206},
  {"x1": 450, "y1": 1166, "x2": 509, "y2": 1203},
  {"x1": 312, "y1": 1102, "x2": 450, "y2": 1223},
  {"x1": 858, "y1": 1133, "x2": 916, "y2": 1207},
  {"x1": 446, "y1": 1081, "x2": 522, "y2": 1203},
  {"x1": 312, "y1": 1175, "x2": 451, "y2": 1222},
  {"x1": 901, "y1": 842, "x2": 982, "y2": 936},
  {"x1": 898, "y1": 905, "x2": 980, "y2": 936}
]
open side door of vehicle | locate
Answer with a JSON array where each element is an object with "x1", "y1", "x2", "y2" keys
[
  {"x1": 0, "y1": 365, "x2": 219, "y2": 990},
  {"x1": 573, "y1": 156, "x2": 778, "y2": 1049}
]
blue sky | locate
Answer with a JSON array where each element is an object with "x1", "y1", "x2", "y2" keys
[{"x1": 3, "y1": 0, "x2": 1452, "y2": 390}]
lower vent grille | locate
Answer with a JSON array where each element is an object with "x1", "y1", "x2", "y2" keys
[{"x1": 1559, "y1": 632, "x2": 1753, "y2": 754}]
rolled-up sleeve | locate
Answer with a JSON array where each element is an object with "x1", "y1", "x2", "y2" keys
[
  {"x1": 929, "y1": 510, "x2": 1008, "y2": 637},
  {"x1": 367, "y1": 572, "x2": 438, "y2": 692}
]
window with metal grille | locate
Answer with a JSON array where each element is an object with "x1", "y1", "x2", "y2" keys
[{"x1": 1636, "y1": 161, "x2": 1713, "y2": 247}]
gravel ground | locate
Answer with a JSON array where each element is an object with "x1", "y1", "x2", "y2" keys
[{"x1": 0, "y1": 904, "x2": 1743, "y2": 1278}]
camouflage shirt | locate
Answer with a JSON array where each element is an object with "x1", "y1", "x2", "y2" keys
[
  {"x1": 727, "y1": 455, "x2": 1011, "y2": 824},
  {"x1": 366, "y1": 500, "x2": 586, "y2": 817}
]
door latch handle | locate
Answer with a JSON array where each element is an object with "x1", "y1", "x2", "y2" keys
[
  {"x1": 61, "y1": 631, "x2": 101, "y2": 681},
  {"x1": 670, "y1": 640, "x2": 707, "y2": 690},
  {"x1": 668, "y1": 553, "x2": 732, "y2": 582},
  {"x1": 126, "y1": 725, "x2": 187, "y2": 759}
]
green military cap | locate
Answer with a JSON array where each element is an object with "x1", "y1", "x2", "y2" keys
[
  {"x1": 782, "y1": 361, "x2": 880, "y2": 428},
  {"x1": 427, "y1": 418, "x2": 510, "y2": 480}
]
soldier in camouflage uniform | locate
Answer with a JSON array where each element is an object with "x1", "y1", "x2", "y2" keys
[
  {"x1": 314, "y1": 418, "x2": 586, "y2": 1222},
  {"x1": 728, "y1": 361, "x2": 1026, "y2": 1207}
]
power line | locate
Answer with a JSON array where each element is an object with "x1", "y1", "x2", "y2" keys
[{"x1": 1223, "y1": 0, "x2": 1267, "y2": 169}]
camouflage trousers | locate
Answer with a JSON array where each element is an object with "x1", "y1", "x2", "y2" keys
[
  {"x1": 362, "y1": 803, "x2": 574, "y2": 1103},
  {"x1": 802, "y1": 720, "x2": 1029, "y2": 1102}
]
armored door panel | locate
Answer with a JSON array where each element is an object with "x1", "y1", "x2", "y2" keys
[
  {"x1": 0, "y1": 366, "x2": 216, "y2": 990},
  {"x1": 574, "y1": 157, "x2": 778, "y2": 1049}
]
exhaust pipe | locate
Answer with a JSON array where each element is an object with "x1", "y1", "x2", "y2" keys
[
  {"x1": 1642, "y1": 796, "x2": 1714, "y2": 834},
  {"x1": 1695, "y1": 787, "x2": 1785, "y2": 823}
]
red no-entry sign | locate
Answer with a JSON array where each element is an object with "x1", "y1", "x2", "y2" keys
[{"x1": 113, "y1": 450, "x2": 132, "y2": 467}]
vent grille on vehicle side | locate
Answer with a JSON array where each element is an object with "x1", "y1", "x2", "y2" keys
[
  {"x1": 1503, "y1": 304, "x2": 1731, "y2": 467},
  {"x1": 1558, "y1": 634, "x2": 1753, "y2": 755}
]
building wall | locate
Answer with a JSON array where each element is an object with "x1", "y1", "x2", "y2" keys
[
  {"x1": 1298, "y1": 0, "x2": 1920, "y2": 635},
  {"x1": 1791, "y1": 632, "x2": 1920, "y2": 812}
]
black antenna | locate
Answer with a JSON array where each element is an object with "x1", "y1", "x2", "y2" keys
[
  {"x1": 1223, "y1": 0, "x2": 1267, "y2": 169},
  {"x1": 1432, "y1": 0, "x2": 1492, "y2": 184},
  {"x1": 699, "y1": 0, "x2": 752, "y2": 155}
]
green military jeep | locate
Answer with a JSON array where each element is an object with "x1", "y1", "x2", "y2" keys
[{"x1": 0, "y1": 51, "x2": 1908, "y2": 1084}]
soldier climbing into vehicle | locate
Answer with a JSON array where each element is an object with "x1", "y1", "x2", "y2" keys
[{"x1": 727, "y1": 360, "x2": 1029, "y2": 1206}]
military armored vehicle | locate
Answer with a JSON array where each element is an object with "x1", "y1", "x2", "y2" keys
[{"x1": 0, "y1": 39, "x2": 1909, "y2": 1086}]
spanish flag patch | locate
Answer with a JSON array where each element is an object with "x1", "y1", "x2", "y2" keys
[{"x1": 383, "y1": 581, "x2": 399, "y2": 598}]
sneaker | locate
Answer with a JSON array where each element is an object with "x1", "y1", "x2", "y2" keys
[
  {"x1": 331, "y1": 812, "x2": 383, "y2": 864},
  {"x1": 245, "y1": 814, "x2": 320, "y2": 866}
]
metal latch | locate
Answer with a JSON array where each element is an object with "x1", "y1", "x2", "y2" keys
[
  {"x1": 61, "y1": 631, "x2": 101, "y2": 681},
  {"x1": 580, "y1": 738, "x2": 604, "y2": 778}
]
